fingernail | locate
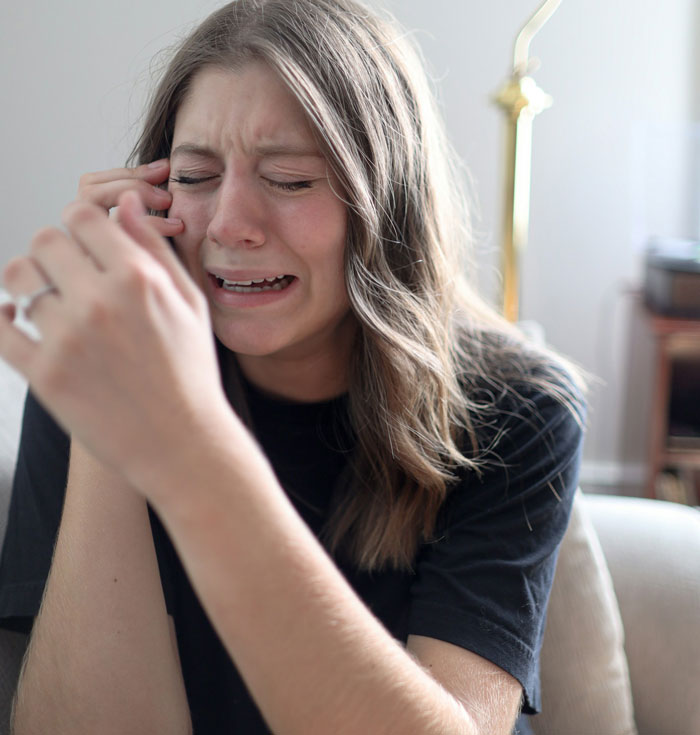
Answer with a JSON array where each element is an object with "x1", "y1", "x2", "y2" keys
[
  {"x1": 164, "y1": 217, "x2": 182, "y2": 225},
  {"x1": 153, "y1": 185, "x2": 171, "y2": 198},
  {"x1": 148, "y1": 159, "x2": 168, "y2": 169}
]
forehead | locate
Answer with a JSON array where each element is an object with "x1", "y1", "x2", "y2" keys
[{"x1": 172, "y1": 62, "x2": 319, "y2": 154}]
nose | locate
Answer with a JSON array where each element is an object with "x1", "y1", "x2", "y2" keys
[{"x1": 206, "y1": 175, "x2": 266, "y2": 249}]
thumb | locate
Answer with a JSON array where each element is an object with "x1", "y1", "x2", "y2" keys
[{"x1": 117, "y1": 190, "x2": 200, "y2": 307}]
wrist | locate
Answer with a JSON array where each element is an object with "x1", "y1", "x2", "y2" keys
[{"x1": 126, "y1": 399, "x2": 267, "y2": 513}]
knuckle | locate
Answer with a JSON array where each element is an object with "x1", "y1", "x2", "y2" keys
[
  {"x1": 83, "y1": 296, "x2": 111, "y2": 327},
  {"x1": 78, "y1": 171, "x2": 96, "y2": 189},
  {"x1": 2, "y1": 256, "x2": 29, "y2": 283},
  {"x1": 76, "y1": 181, "x2": 97, "y2": 203},
  {"x1": 120, "y1": 258, "x2": 161, "y2": 293},
  {"x1": 30, "y1": 226, "x2": 62, "y2": 256},
  {"x1": 63, "y1": 200, "x2": 103, "y2": 229}
]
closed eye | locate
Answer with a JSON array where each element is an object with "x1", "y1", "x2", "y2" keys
[
  {"x1": 169, "y1": 175, "x2": 219, "y2": 185},
  {"x1": 267, "y1": 180, "x2": 313, "y2": 192}
]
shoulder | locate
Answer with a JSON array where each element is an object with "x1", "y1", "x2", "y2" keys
[
  {"x1": 455, "y1": 324, "x2": 586, "y2": 468},
  {"x1": 443, "y1": 325, "x2": 587, "y2": 531},
  {"x1": 474, "y1": 371, "x2": 585, "y2": 475}
]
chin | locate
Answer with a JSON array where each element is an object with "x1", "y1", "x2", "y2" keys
[{"x1": 212, "y1": 325, "x2": 288, "y2": 359}]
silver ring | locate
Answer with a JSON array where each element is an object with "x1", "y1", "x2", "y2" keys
[{"x1": 14, "y1": 283, "x2": 57, "y2": 322}]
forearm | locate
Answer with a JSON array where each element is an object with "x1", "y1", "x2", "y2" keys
[
  {"x1": 150, "y1": 423, "x2": 477, "y2": 735},
  {"x1": 12, "y1": 441, "x2": 191, "y2": 735}
]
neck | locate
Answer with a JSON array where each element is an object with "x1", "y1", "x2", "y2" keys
[{"x1": 234, "y1": 318, "x2": 356, "y2": 403}]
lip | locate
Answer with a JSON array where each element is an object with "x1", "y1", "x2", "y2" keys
[{"x1": 204, "y1": 272, "x2": 299, "y2": 309}]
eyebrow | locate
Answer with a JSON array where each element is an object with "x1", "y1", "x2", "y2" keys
[
  {"x1": 170, "y1": 143, "x2": 218, "y2": 160},
  {"x1": 170, "y1": 142, "x2": 324, "y2": 159}
]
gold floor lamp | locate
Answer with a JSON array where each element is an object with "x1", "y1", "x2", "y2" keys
[{"x1": 493, "y1": 0, "x2": 562, "y2": 323}]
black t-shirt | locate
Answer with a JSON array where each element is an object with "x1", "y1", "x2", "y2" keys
[{"x1": 0, "y1": 375, "x2": 583, "y2": 733}]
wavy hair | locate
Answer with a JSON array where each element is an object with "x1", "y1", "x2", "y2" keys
[{"x1": 128, "y1": 0, "x2": 586, "y2": 571}]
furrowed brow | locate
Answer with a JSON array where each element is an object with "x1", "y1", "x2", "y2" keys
[
  {"x1": 252, "y1": 143, "x2": 324, "y2": 159},
  {"x1": 170, "y1": 143, "x2": 218, "y2": 160},
  {"x1": 170, "y1": 141, "x2": 325, "y2": 161}
]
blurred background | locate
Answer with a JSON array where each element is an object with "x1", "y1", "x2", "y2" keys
[{"x1": 2, "y1": 0, "x2": 699, "y2": 500}]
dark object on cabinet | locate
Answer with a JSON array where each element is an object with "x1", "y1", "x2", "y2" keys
[{"x1": 645, "y1": 238, "x2": 700, "y2": 318}]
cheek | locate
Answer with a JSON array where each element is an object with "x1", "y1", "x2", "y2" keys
[
  {"x1": 168, "y1": 194, "x2": 211, "y2": 235},
  {"x1": 168, "y1": 195, "x2": 211, "y2": 273},
  {"x1": 290, "y1": 198, "x2": 347, "y2": 260}
]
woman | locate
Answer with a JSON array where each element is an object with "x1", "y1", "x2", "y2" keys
[{"x1": 0, "y1": 0, "x2": 584, "y2": 733}]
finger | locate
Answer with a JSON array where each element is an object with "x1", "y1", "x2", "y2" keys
[
  {"x1": 117, "y1": 190, "x2": 201, "y2": 305},
  {"x1": 1, "y1": 257, "x2": 56, "y2": 349},
  {"x1": 0, "y1": 304, "x2": 39, "y2": 376},
  {"x1": 80, "y1": 177, "x2": 174, "y2": 212},
  {"x1": 61, "y1": 200, "x2": 143, "y2": 271},
  {"x1": 145, "y1": 214, "x2": 184, "y2": 236},
  {"x1": 2, "y1": 253, "x2": 62, "y2": 331},
  {"x1": 29, "y1": 225, "x2": 96, "y2": 297},
  {"x1": 3, "y1": 254, "x2": 53, "y2": 299},
  {"x1": 79, "y1": 159, "x2": 170, "y2": 188},
  {"x1": 0, "y1": 297, "x2": 15, "y2": 322},
  {"x1": 110, "y1": 210, "x2": 183, "y2": 237}
]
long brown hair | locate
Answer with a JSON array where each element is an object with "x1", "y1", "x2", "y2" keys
[{"x1": 129, "y1": 0, "x2": 586, "y2": 571}]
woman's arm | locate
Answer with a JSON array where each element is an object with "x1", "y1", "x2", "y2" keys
[
  {"x1": 143, "y1": 409, "x2": 521, "y2": 735},
  {"x1": 11, "y1": 441, "x2": 191, "y2": 735},
  {"x1": 1, "y1": 192, "x2": 520, "y2": 734}
]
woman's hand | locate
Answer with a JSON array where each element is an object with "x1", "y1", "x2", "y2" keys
[
  {"x1": 77, "y1": 159, "x2": 184, "y2": 239},
  {"x1": 0, "y1": 190, "x2": 237, "y2": 499}
]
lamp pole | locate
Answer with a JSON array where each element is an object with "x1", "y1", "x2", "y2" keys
[{"x1": 493, "y1": 0, "x2": 562, "y2": 323}]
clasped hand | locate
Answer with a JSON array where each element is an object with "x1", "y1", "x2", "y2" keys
[{"x1": 0, "y1": 162, "x2": 239, "y2": 500}]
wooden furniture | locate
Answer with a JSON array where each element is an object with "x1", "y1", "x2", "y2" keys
[{"x1": 643, "y1": 305, "x2": 700, "y2": 500}]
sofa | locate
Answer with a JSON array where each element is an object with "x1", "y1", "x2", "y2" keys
[{"x1": 0, "y1": 356, "x2": 699, "y2": 735}]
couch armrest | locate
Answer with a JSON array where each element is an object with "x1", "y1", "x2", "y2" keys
[
  {"x1": 533, "y1": 491, "x2": 637, "y2": 735},
  {"x1": 585, "y1": 494, "x2": 700, "y2": 735}
]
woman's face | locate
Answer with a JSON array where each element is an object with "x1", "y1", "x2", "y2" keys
[{"x1": 168, "y1": 63, "x2": 353, "y2": 388}]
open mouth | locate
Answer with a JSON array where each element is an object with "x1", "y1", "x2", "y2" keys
[{"x1": 211, "y1": 274, "x2": 295, "y2": 293}]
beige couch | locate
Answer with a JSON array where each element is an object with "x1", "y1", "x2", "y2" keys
[{"x1": 0, "y1": 357, "x2": 699, "y2": 735}]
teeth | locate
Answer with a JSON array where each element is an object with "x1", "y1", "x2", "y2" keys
[
  {"x1": 217, "y1": 275, "x2": 291, "y2": 293},
  {"x1": 221, "y1": 282, "x2": 286, "y2": 293},
  {"x1": 219, "y1": 278, "x2": 253, "y2": 286},
  {"x1": 217, "y1": 275, "x2": 287, "y2": 286}
]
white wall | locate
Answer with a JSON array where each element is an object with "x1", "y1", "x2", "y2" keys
[
  {"x1": 2, "y1": 1, "x2": 698, "y2": 486},
  {"x1": 373, "y1": 0, "x2": 699, "y2": 487},
  {"x1": 0, "y1": 1, "x2": 223, "y2": 254}
]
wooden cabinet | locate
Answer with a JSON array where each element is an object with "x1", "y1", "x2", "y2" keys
[{"x1": 644, "y1": 306, "x2": 700, "y2": 502}]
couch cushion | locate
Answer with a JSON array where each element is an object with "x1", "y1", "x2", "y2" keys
[
  {"x1": 586, "y1": 494, "x2": 700, "y2": 735},
  {"x1": 532, "y1": 490, "x2": 638, "y2": 735}
]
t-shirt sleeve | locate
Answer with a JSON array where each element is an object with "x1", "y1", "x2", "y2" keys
[
  {"x1": 0, "y1": 391, "x2": 69, "y2": 633},
  {"x1": 0, "y1": 391, "x2": 178, "y2": 634},
  {"x1": 406, "y1": 385, "x2": 584, "y2": 714}
]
